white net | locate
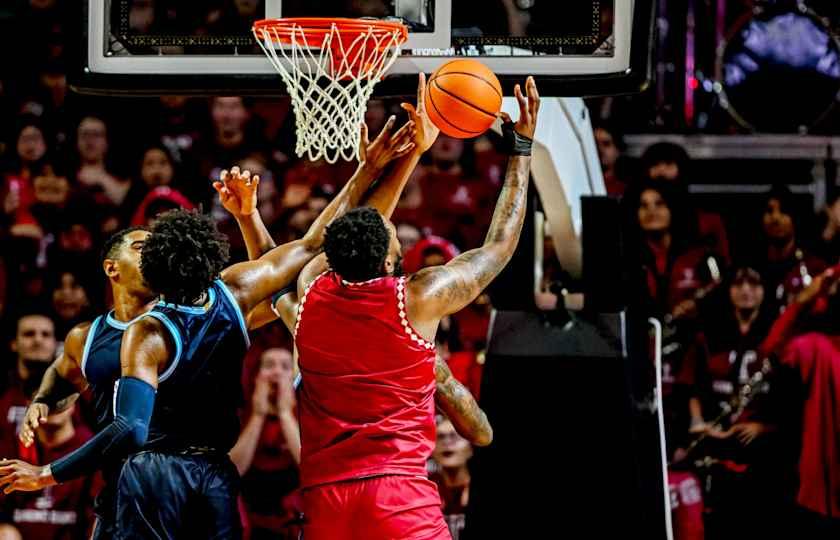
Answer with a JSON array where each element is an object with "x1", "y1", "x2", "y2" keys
[{"x1": 254, "y1": 20, "x2": 406, "y2": 163}]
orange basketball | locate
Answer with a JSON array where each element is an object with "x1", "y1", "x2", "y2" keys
[{"x1": 424, "y1": 59, "x2": 503, "y2": 139}]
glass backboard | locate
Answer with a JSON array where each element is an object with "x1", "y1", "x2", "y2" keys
[{"x1": 72, "y1": 0, "x2": 654, "y2": 97}]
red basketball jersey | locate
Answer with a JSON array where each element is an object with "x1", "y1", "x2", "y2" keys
[{"x1": 294, "y1": 273, "x2": 437, "y2": 488}]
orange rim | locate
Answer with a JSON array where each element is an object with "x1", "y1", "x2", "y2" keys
[{"x1": 253, "y1": 17, "x2": 408, "y2": 49}]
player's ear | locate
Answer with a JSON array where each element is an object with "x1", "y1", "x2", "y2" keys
[
  {"x1": 103, "y1": 258, "x2": 118, "y2": 279},
  {"x1": 382, "y1": 254, "x2": 394, "y2": 276}
]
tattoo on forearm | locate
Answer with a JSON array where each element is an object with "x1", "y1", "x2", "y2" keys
[
  {"x1": 435, "y1": 357, "x2": 491, "y2": 444},
  {"x1": 33, "y1": 364, "x2": 80, "y2": 410},
  {"x1": 417, "y1": 156, "x2": 530, "y2": 310}
]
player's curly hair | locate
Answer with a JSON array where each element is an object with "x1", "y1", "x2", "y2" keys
[
  {"x1": 324, "y1": 207, "x2": 390, "y2": 282},
  {"x1": 140, "y1": 209, "x2": 230, "y2": 305}
]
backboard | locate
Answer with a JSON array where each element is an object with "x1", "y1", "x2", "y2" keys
[{"x1": 72, "y1": 0, "x2": 654, "y2": 97}]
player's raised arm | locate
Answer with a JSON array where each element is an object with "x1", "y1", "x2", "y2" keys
[
  {"x1": 408, "y1": 77, "x2": 540, "y2": 332},
  {"x1": 220, "y1": 117, "x2": 416, "y2": 315}
]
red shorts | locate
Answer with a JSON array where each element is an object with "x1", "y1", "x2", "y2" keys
[{"x1": 302, "y1": 475, "x2": 451, "y2": 540}]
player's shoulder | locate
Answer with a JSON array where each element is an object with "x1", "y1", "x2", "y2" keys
[{"x1": 63, "y1": 320, "x2": 96, "y2": 360}]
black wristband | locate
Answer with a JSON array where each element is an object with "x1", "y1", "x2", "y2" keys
[{"x1": 502, "y1": 121, "x2": 533, "y2": 156}]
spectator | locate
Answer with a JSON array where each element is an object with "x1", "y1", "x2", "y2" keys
[
  {"x1": 593, "y1": 120, "x2": 631, "y2": 197},
  {"x1": 417, "y1": 135, "x2": 495, "y2": 248},
  {"x1": 2, "y1": 116, "x2": 50, "y2": 238},
  {"x1": 0, "y1": 311, "x2": 56, "y2": 459},
  {"x1": 816, "y1": 192, "x2": 840, "y2": 264},
  {"x1": 73, "y1": 116, "x2": 130, "y2": 207},
  {"x1": 48, "y1": 270, "x2": 93, "y2": 338},
  {"x1": 687, "y1": 265, "x2": 796, "y2": 539},
  {"x1": 396, "y1": 222, "x2": 421, "y2": 252},
  {"x1": 192, "y1": 97, "x2": 269, "y2": 207},
  {"x1": 156, "y1": 95, "x2": 200, "y2": 162},
  {"x1": 0, "y1": 404, "x2": 100, "y2": 540},
  {"x1": 46, "y1": 212, "x2": 98, "y2": 281},
  {"x1": 430, "y1": 416, "x2": 472, "y2": 540},
  {"x1": 123, "y1": 143, "x2": 178, "y2": 220},
  {"x1": 129, "y1": 186, "x2": 195, "y2": 227},
  {"x1": 230, "y1": 347, "x2": 301, "y2": 540},
  {"x1": 403, "y1": 235, "x2": 460, "y2": 274},
  {"x1": 756, "y1": 184, "x2": 826, "y2": 311},
  {"x1": 29, "y1": 157, "x2": 71, "y2": 235},
  {"x1": 624, "y1": 181, "x2": 710, "y2": 319},
  {"x1": 641, "y1": 141, "x2": 731, "y2": 264}
]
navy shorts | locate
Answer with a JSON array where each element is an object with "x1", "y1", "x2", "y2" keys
[{"x1": 114, "y1": 451, "x2": 242, "y2": 540}]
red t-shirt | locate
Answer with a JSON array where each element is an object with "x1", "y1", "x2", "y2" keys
[
  {"x1": 295, "y1": 273, "x2": 437, "y2": 488},
  {"x1": 0, "y1": 426, "x2": 102, "y2": 540}
]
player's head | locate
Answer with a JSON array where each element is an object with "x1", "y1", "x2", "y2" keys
[
  {"x1": 102, "y1": 227, "x2": 152, "y2": 295},
  {"x1": 140, "y1": 209, "x2": 230, "y2": 305},
  {"x1": 323, "y1": 207, "x2": 402, "y2": 282}
]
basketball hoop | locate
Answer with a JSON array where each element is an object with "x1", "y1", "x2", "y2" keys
[{"x1": 253, "y1": 18, "x2": 409, "y2": 163}]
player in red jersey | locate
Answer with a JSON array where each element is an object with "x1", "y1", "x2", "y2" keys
[{"x1": 288, "y1": 77, "x2": 539, "y2": 540}]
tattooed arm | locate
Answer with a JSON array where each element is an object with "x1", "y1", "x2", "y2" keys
[
  {"x1": 435, "y1": 356, "x2": 492, "y2": 446},
  {"x1": 407, "y1": 77, "x2": 540, "y2": 340}
]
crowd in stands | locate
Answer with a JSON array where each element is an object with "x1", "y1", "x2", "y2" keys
[{"x1": 0, "y1": 1, "x2": 836, "y2": 539}]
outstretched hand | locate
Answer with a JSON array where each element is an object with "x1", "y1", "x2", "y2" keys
[
  {"x1": 358, "y1": 116, "x2": 416, "y2": 170},
  {"x1": 213, "y1": 166, "x2": 260, "y2": 218},
  {"x1": 0, "y1": 459, "x2": 55, "y2": 494},
  {"x1": 18, "y1": 402, "x2": 49, "y2": 448},
  {"x1": 498, "y1": 76, "x2": 541, "y2": 140},
  {"x1": 400, "y1": 72, "x2": 440, "y2": 153}
]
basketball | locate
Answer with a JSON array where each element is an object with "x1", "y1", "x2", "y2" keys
[{"x1": 424, "y1": 59, "x2": 503, "y2": 139}]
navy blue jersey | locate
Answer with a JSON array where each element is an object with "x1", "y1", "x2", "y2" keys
[
  {"x1": 82, "y1": 279, "x2": 249, "y2": 455},
  {"x1": 142, "y1": 279, "x2": 250, "y2": 453},
  {"x1": 80, "y1": 314, "x2": 123, "y2": 433}
]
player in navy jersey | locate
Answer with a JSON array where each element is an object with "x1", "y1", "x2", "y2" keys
[{"x1": 0, "y1": 118, "x2": 416, "y2": 539}]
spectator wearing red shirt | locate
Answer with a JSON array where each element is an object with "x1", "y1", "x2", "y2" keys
[
  {"x1": 230, "y1": 347, "x2": 301, "y2": 540},
  {"x1": 429, "y1": 416, "x2": 472, "y2": 540},
  {"x1": 756, "y1": 184, "x2": 826, "y2": 312},
  {"x1": 687, "y1": 265, "x2": 797, "y2": 539},
  {"x1": 122, "y1": 143, "x2": 179, "y2": 221},
  {"x1": 72, "y1": 116, "x2": 130, "y2": 208},
  {"x1": 0, "y1": 404, "x2": 100, "y2": 540},
  {"x1": 2, "y1": 116, "x2": 50, "y2": 239},
  {"x1": 0, "y1": 312, "x2": 57, "y2": 460},
  {"x1": 641, "y1": 141, "x2": 731, "y2": 264},
  {"x1": 416, "y1": 135, "x2": 497, "y2": 249},
  {"x1": 624, "y1": 181, "x2": 711, "y2": 319},
  {"x1": 592, "y1": 120, "x2": 632, "y2": 197}
]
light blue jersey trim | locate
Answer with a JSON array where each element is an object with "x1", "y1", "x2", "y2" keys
[
  {"x1": 80, "y1": 316, "x2": 103, "y2": 380},
  {"x1": 214, "y1": 279, "x2": 251, "y2": 349},
  {"x1": 156, "y1": 288, "x2": 217, "y2": 314},
  {"x1": 141, "y1": 311, "x2": 184, "y2": 383},
  {"x1": 105, "y1": 311, "x2": 148, "y2": 330}
]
